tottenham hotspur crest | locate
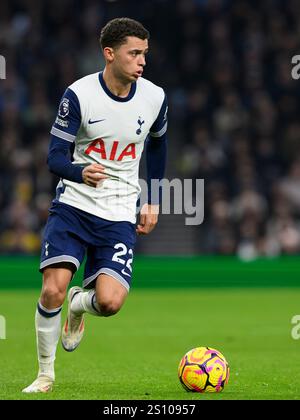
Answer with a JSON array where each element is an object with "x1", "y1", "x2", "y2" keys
[{"x1": 136, "y1": 116, "x2": 145, "y2": 135}]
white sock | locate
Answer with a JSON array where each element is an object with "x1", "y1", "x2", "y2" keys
[
  {"x1": 35, "y1": 302, "x2": 62, "y2": 381},
  {"x1": 71, "y1": 289, "x2": 102, "y2": 317}
]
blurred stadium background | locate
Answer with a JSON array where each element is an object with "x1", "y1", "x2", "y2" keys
[
  {"x1": 1, "y1": 0, "x2": 300, "y2": 400},
  {"x1": 1, "y1": 0, "x2": 300, "y2": 258}
]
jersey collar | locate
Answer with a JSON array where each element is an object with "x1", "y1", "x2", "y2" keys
[{"x1": 98, "y1": 71, "x2": 136, "y2": 102}]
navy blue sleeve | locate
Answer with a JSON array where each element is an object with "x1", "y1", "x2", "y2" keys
[
  {"x1": 50, "y1": 88, "x2": 81, "y2": 140},
  {"x1": 146, "y1": 94, "x2": 168, "y2": 204},
  {"x1": 149, "y1": 93, "x2": 168, "y2": 138},
  {"x1": 47, "y1": 136, "x2": 84, "y2": 183},
  {"x1": 146, "y1": 93, "x2": 168, "y2": 204},
  {"x1": 47, "y1": 88, "x2": 84, "y2": 183},
  {"x1": 146, "y1": 133, "x2": 167, "y2": 204}
]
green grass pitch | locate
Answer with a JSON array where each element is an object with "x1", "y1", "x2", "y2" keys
[{"x1": 0, "y1": 284, "x2": 300, "y2": 400}]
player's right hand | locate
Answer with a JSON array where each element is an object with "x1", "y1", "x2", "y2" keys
[{"x1": 82, "y1": 163, "x2": 108, "y2": 187}]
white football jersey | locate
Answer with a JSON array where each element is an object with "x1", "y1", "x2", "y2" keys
[{"x1": 50, "y1": 72, "x2": 167, "y2": 223}]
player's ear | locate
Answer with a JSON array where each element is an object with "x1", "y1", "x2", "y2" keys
[{"x1": 103, "y1": 47, "x2": 114, "y2": 63}]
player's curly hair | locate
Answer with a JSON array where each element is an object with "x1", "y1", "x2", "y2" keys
[{"x1": 100, "y1": 17, "x2": 150, "y2": 49}]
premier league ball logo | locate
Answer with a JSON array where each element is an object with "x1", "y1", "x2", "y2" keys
[{"x1": 58, "y1": 98, "x2": 70, "y2": 118}]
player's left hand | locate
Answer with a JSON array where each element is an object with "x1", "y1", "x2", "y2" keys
[{"x1": 136, "y1": 204, "x2": 159, "y2": 235}]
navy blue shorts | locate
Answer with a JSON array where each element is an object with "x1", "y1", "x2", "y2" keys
[{"x1": 40, "y1": 202, "x2": 136, "y2": 291}]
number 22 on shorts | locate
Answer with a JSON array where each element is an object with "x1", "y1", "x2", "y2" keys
[{"x1": 112, "y1": 243, "x2": 133, "y2": 277}]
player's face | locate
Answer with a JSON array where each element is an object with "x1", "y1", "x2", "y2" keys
[{"x1": 111, "y1": 36, "x2": 149, "y2": 82}]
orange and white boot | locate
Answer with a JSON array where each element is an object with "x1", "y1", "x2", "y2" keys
[{"x1": 61, "y1": 287, "x2": 85, "y2": 352}]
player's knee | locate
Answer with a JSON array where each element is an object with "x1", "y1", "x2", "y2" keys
[
  {"x1": 41, "y1": 284, "x2": 66, "y2": 307},
  {"x1": 96, "y1": 296, "x2": 123, "y2": 317}
]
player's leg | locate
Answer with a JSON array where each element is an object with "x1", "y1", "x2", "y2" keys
[
  {"x1": 22, "y1": 202, "x2": 86, "y2": 393},
  {"x1": 22, "y1": 264, "x2": 74, "y2": 393},
  {"x1": 61, "y1": 274, "x2": 128, "y2": 352},
  {"x1": 73, "y1": 273, "x2": 128, "y2": 316},
  {"x1": 61, "y1": 218, "x2": 135, "y2": 351},
  {"x1": 38, "y1": 264, "x2": 74, "y2": 375},
  {"x1": 94, "y1": 273, "x2": 128, "y2": 316}
]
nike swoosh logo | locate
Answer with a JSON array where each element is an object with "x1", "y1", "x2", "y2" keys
[
  {"x1": 88, "y1": 118, "x2": 106, "y2": 124},
  {"x1": 121, "y1": 268, "x2": 131, "y2": 277}
]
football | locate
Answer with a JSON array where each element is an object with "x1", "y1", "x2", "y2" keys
[{"x1": 178, "y1": 347, "x2": 229, "y2": 393}]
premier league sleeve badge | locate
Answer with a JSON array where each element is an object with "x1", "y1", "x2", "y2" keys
[{"x1": 58, "y1": 98, "x2": 70, "y2": 118}]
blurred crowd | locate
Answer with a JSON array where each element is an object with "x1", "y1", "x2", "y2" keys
[{"x1": 0, "y1": 0, "x2": 300, "y2": 257}]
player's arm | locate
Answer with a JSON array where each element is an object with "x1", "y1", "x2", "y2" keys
[
  {"x1": 47, "y1": 88, "x2": 107, "y2": 187},
  {"x1": 136, "y1": 94, "x2": 168, "y2": 235}
]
